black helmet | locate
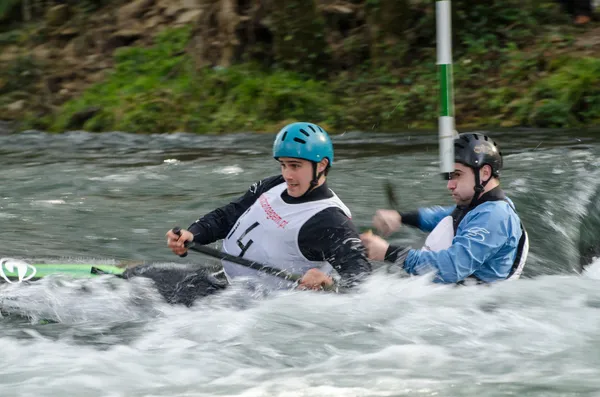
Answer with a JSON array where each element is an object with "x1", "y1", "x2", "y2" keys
[{"x1": 454, "y1": 133, "x2": 502, "y2": 177}]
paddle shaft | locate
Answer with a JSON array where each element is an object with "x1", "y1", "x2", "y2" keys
[
  {"x1": 384, "y1": 180, "x2": 400, "y2": 212},
  {"x1": 171, "y1": 227, "x2": 302, "y2": 282}
]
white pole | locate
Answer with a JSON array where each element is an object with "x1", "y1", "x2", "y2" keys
[{"x1": 436, "y1": 0, "x2": 457, "y2": 177}]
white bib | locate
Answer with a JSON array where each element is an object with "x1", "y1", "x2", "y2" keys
[
  {"x1": 422, "y1": 215, "x2": 454, "y2": 252},
  {"x1": 221, "y1": 182, "x2": 351, "y2": 289}
]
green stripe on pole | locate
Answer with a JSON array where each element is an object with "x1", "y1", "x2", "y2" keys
[{"x1": 438, "y1": 63, "x2": 454, "y2": 117}]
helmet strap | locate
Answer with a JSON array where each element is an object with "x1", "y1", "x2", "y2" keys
[
  {"x1": 301, "y1": 162, "x2": 324, "y2": 198},
  {"x1": 469, "y1": 167, "x2": 492, "y2": 208}
]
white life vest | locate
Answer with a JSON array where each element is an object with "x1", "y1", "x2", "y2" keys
[
  {"x1": 221, "y1": 182, "x2": 351, "y2": 289},
  {"x1": 422, "y1": 216, "x2": 454, "y2": 253}
]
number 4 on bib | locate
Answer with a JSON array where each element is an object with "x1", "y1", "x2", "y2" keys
[{"x1": 227, "y1": 221, "x2": 260, "y2": 257}]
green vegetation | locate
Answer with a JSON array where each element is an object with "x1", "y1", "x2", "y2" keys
[
  {"x1": 1, "y1": 0, "x2": 598, "y2": 133},
  {"x1": 31, "y1": 27, "x2": 334, "y2": 133}
]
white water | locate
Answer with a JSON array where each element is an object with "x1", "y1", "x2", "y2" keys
[
  {"x1": 2, "y1": 130, "x2": 600, "y2": 396},
  {"x1": 2, "y1": 266, "x2": 600, "y2": 396}
]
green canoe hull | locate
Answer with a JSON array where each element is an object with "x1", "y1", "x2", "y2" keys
[{"x1": 0, "y1": 262, "x2": 126, "y2": 283}]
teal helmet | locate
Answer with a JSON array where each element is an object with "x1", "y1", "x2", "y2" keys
[{"x1": 273, "y1": 122, "x2": 334, "y2": 166}]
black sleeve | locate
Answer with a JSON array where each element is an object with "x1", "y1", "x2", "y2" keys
[
  {"x1": 385, "y1": 245, "x2": 410, "y2": 263},
  {"x1": 298, "y1": 207, "x2": 372, "y2": 289},
  {"x1": 400, "y1": 211, "x2": 420, "y2": 228},
  {"x1": 187, "y1": 175, "x2": 284, "y2": 244}
]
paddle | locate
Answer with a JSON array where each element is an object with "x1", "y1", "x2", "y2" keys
[
  {"x1": 171, "y1": 227, "x2": 302, "y2": 282},
  {"x1": 358, "y1": 180, "x2": 400, "y2": 237},
  {"x1": 384, "y1": 180, "x2": 400, "y2": 212}
]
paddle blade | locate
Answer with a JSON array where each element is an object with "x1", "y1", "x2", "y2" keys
[
  {"x1": 123, "y1": 264, "x2": 227, "y2": 306},
  {"x1": 384, "y1": 180, "x2": 399, "y2": 211}
]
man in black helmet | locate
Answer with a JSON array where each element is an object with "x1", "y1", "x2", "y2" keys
[{"x1": 360, "y1": 133, "x2": 529, "y2": 284}]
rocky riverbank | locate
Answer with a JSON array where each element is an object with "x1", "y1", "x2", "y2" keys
[{"x1": 0, "y1": 0, "x2": 598, "y2": 134}]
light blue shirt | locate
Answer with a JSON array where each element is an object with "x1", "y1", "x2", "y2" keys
[{"x1": 402, "y1": 199, "x2": 523, "y2": 283}]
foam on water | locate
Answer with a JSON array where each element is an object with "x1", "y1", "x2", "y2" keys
[
  {"x1": 1, "y1": 129, "x2": 600, "y2": 396},
  {"x1": 2, "y1": 270, "x2": 600, "y2": 396}
]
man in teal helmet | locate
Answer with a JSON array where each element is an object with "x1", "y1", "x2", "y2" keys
[
  {"x1": 167, "y1": 122, "x2": 371, "y2": 292},
  {"x1": 360, "y1": 132, "x2": 529, "y2": 284}
]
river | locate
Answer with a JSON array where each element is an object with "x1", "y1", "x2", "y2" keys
[{"x1": 1, "y1": 128, "x2": 600, "y2": 396}]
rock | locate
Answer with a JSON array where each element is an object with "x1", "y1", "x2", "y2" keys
[
  {"x1": 144, "y1": 15, "x2": 165, "y2": 30},
  {"x1": 322, "y1": 4, "x2": 354, "y2": 15},
  {"x1": 56, "y1": 27, "x2": 79, "y2": 38},
  {"x1": 65, "y1": 36, "x2": 92, "y2": 58},
  {"x1": 112, "y1": 28, "x2": 145, "y2": 41},
  {"x1": 31, "y1": 45, "x2": 53, "y2": 61},
  {"x1": 62, "y1": 82, "x2": 80, "y2": 92},
  {"x1": 182, "y1": 0, "x2": 202, "y2": 9},
  {"x1": 0, "y1": 46, "x2": 19, "y2": 62},
  {"x1": 85, "y1": 71, "x2": 106, "y2": 84},
  {"x1": 155, "y1": 0, "x2": 168, "y2": 10},
  {"x1": 117, "y1": 0, "x2": 155, "y2": 23},
  {"x1": 6, "y1": 100, "x2": 25, "y2": 112},
  {"x1": 145, "y1": 7, "x2": 159, "y2": 18},
  {"x1": 164, "y1": 3, "x2": 185, "y2": 18},
  {"x1": 175, "y1": 9, "x2": 203, "y2": 25},
  {"x1": 85, "y1": 54, "x2": 101, "y2": 64},
  {"x1": 104, "y1": 27, "x2": 144, "y2": 51},
  {"x1": 82, "y1": 56, "x2": 110, "y2": 72},
  {"x1": 46, "y1": 4, "x2": 70, "y2": 27}
]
